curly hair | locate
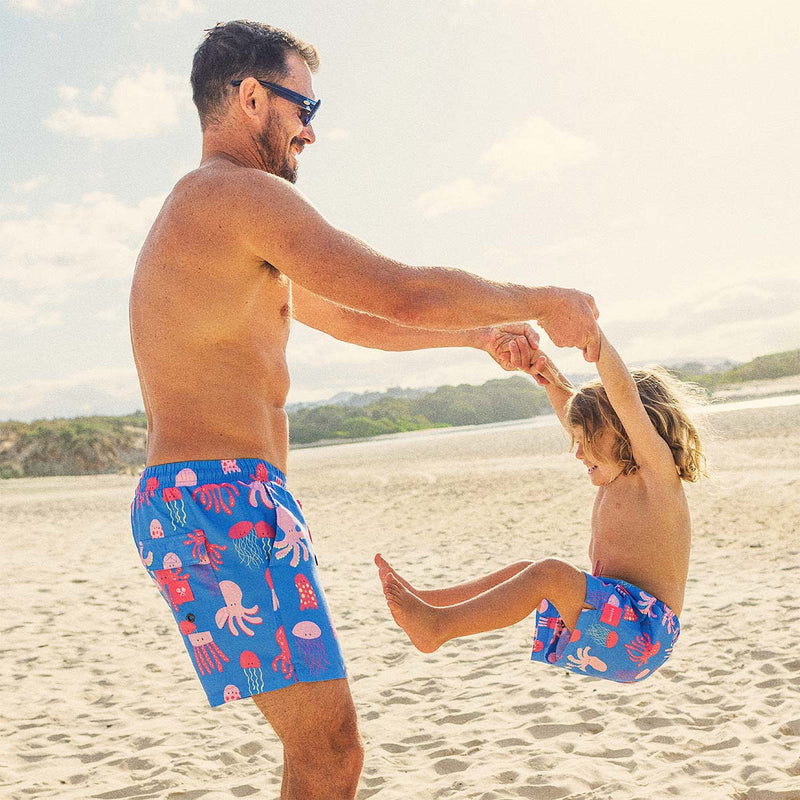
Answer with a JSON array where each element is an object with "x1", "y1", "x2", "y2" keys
[
  {"x1": 565, "y1": 367, "x2": 707, "y2": 482},
  {"x1": 191, "y1": 20, "x2": 319, "y2": 129}
]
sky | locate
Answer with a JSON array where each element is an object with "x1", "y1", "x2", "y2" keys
[{"x1": 1, "y1": 0, "x2": 799, "y2": 421}]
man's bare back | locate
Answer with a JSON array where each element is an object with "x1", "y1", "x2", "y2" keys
[{"x1": 131, "y1": 161, "x2": 293, "y2": 471}]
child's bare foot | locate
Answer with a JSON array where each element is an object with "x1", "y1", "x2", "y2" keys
[
  {"x1": 374, "y1": 553, "x2": 417, "y2": 593},
  {"x1": 381, "y1": 571, "x2": 446, "y2": 653}
]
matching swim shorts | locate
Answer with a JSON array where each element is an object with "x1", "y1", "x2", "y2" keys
[
  {"x1": 530, "y1": 573, "x2": 680, "y2": 683},
  {"x1": 131, "y1": 458, "x2": 347, "y2": 707}
]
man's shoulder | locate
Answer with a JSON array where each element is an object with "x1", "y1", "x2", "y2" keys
[{"x1": 172, "y1": 162, "x2": 296, "y2": 215}]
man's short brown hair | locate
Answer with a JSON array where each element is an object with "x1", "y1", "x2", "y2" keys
[{"x1": 191, "y1": 20, "x2": 319, "y2": 129}]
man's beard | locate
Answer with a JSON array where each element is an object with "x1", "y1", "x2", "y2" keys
[{"x1": 258, "y1": 112, "x2": 299, "y2": 184}]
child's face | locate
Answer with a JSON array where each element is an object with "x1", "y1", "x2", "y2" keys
[{"x1": 572, "y1": 427, "x2": 622, "y2": 486}]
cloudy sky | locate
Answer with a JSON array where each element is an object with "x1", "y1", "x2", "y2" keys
[{"x1": 2, "y1": 0, "x2": 799, "y2": 421}]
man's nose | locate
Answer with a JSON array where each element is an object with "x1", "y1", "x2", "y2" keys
[{"x1": 302, "y1": 123, "x2": 316, "y2": 144}]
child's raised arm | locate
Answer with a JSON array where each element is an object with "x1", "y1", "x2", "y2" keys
[
  {"x1": 526, "y1": 351, "x2": 574, "y2": 430},
  {"x1": 594, "y1": 329, "x2": 676, "y2": 478}
]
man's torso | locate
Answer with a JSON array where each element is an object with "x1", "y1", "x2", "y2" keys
[{"x1": 130, "y1": 163, "x2": 293, "y2": 471}]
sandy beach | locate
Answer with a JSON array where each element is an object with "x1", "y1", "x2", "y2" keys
[{"x1": 2, "y1": 402, "x2": 799, "y2": 800}]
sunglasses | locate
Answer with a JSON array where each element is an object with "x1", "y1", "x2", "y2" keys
[{"x1": 231, "y1": 78, "x2": 321, "y2": 126}]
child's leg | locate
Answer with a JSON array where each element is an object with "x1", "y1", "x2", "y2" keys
[
  {"x1": 381, "y1": 559, "x2": 587, "y2": 654},
  {"x1": 374, "y1": 554, "x2": 532, "y2": 606}
]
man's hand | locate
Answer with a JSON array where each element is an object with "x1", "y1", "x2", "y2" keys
[
  {"x1": 536, "y1": 288, "x2": 600, "y2": 362},
  {"x1": 480, "y1": 323, "x2": 540, "y2": 371}
]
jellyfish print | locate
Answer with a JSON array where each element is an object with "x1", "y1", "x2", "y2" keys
[
  {"x1": 221, "y1": 459, "x2": 241, "y2": 475},
  {"x1": 175, "y1": 468, "x2": 198, "y2": 489},
  {"x1": 149, "y1": 519, "x2": 165, "y2": 539},
  {"x1": 240, "y1": 651, "x2": 265, "y2": 694},
  {"x1": 294, "y1": 574, "x2": 318, "y2": 610},
  {"x1": 135, "y1": 476, "x2": 159, "y2": 508},
  {"x1": 223, "y1": 684, "x2": 242, "y2": 703},
  {"x1": 228, "y1": 520, "x2": 266, "y2": 569},
  {"x1": 292, "y1": 621, "x2": 328, "y2": 676},
  {"x1": 162, "y1": 487, "x2": 187, "y2": 531}
]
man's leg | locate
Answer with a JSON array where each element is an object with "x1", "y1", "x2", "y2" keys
[
  {"x1": 375, "y1": 553, "x2": 533, "y2": 606},
  {"x1": 252, "y1": 678, "x2": 363, "y2": 800}
]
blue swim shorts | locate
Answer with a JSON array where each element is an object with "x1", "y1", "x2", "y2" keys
[
  {"x1": 530, "y1": 573, "x2": 680, "y2": 683},
  {"x1": 131, "y1": 458, "x2": 347, "y2": 707}
]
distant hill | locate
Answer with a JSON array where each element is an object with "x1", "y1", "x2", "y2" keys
[
  {"x1": 286, "y1": 385, "x2": 433, "y2": 413},
  {"x1": 672, "y1": 348, "x2": 800, "y2": 389},
  {"x1": 1, "y1": 348, "x2": 798, "y2": 478}
]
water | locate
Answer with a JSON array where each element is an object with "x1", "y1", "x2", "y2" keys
[{"x1": 299, "y1": 393, "x2": 800, "y2": 450}]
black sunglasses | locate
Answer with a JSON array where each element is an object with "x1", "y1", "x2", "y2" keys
[{"x1": 231, "y1": 78, "x2": 321, "y2": 126}]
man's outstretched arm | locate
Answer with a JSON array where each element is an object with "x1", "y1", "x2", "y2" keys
[
  {"x1": 233, "y1": 170, "x2": 600, "y2": 360},
  {"x1": 291, "y1": 284, "x2": 539, "y2": 371}
]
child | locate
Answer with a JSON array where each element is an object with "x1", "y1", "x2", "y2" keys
[{"x1": 375, "y1": 329, "x2": 705, "y2": 683}]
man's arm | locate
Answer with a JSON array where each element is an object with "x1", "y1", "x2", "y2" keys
[
  {"x1": 292, "y1": 284, "x2": 539, "y2": 371},
  {"x1": 234, "y1": 170, "x2": 600, "y2": 360}
]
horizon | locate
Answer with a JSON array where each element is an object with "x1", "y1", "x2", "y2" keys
[
  {"x1": 2, "y1": 1, "x2": 799, "y2": 422},
  {"x1": 4, "y1": 346, "x2": 797, "y2": 425}
]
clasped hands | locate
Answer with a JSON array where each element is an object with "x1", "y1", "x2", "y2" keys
[{"x1": 484, "y1": 287, "x2": 601, "y2": 378}]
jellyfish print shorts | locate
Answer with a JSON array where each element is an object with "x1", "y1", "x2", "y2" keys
[
  {"x1": 530, "y1": 573, "x2": 680, "y2": 683},
  {"x1": 131, "y1": 458, "x2": 347, "y2": 707}
]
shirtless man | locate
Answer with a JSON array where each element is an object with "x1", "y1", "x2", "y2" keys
[{"x1": 129, "y1": 20, "x2": 600, "y2": 800}]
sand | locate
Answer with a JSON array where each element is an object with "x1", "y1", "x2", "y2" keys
[{"x1": 2, "y1": 403, "x2": 799, "y2": 800}]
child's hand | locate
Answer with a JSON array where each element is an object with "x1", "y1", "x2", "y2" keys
[
  {"x1": 527, "y1": 353, "x2": 553, "y2": 385},
  {"x1": 526, "y1": 351, "x2": 573, "y2": 391},
  {"x1": 481, "y1": 323, "x2": 540, "y2": 371}
]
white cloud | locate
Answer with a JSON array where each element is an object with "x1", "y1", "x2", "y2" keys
[
  {"x1": 0, "y1": 192, "x2": 165, "y2": 290},
  {"x1": 417, "y1": 178, "x2": 496, "y2": 218},
  {"x1": 603, "y1": 274, "x2": 800, "y2": 362},
  {"x1": 415, "y1": 117, "x2": 598, "y2": 218},
  {"x1": 137, "y1": 0, "x2": 201, "y2": 22},
  {"x1": 0, "y1": 297, "x2": 61, "y2": 332},
  {"x1": 12, "y1": 176, "x2": 46, "y2": 193},
  {"x1": 6, "y1": 0, "x2": 82, "y2": 13},
  {"x1": 46, "y1": 66, "x2": 188, "y2": 140},
  {"x1": 482, "y1": 116, "x2": 599, "y2": 182},
  {"x1": 0, "y1": 367, "x2": 141, "y2": 421}
]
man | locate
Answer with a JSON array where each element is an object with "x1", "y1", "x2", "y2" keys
[{"x1": 129, "y1": 20, "x2": 599, "y2": 800}]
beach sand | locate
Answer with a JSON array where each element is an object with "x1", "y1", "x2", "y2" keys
[{"x1": 2, "y1": 404, "x2": 799, "y2": 800}]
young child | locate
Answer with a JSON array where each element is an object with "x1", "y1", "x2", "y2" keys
[{"x1": 376, "y1": 329, "x2": 705, "y2": 683}]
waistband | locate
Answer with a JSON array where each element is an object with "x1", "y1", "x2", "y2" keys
[{"x1": 139, "y1": 458, "x2": 287, "y2": 487}]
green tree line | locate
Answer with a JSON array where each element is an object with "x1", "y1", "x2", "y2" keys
[
  {"x1": 672, "y1": 348, "x2": 800, "y2": 389},
  {"x1": 1, "y1": 347, "x2": 798, "y2": 478}
]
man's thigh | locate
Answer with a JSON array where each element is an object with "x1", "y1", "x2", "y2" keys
[{"x1": 252, "y1": 678, "x2": 359, "y2": 753}]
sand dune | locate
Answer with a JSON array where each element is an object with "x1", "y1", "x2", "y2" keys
[{"x1": 2, "y1": 405, "x2": 799, "y2": 799}]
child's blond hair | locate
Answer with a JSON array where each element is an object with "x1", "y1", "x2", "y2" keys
[{"x1": 565, "y1": 367, "x2": 707, "y2": 482}]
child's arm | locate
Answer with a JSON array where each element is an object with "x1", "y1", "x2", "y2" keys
[
  {"x1": 526, "y1": 351, "x2": 574, "y2": 429},
  {"x1": 594, "y1": 329, "x2": 676, "y2": 477}
]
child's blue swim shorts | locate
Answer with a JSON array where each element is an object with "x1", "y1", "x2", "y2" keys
[{"x1": 531, "y1": 573, "x2": 680, "y2": 683}]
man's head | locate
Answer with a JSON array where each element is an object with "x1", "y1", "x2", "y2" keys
[
  {"x1": 191, "y1": 21, "x2": 320, "y2": 182},
  {"x1": 192, "y1": 21, "x2": 319, "y2": 129}
]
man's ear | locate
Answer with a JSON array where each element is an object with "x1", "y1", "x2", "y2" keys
[{"x1": 234, "y1": 77, "x2": 264, "y2": 120}]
